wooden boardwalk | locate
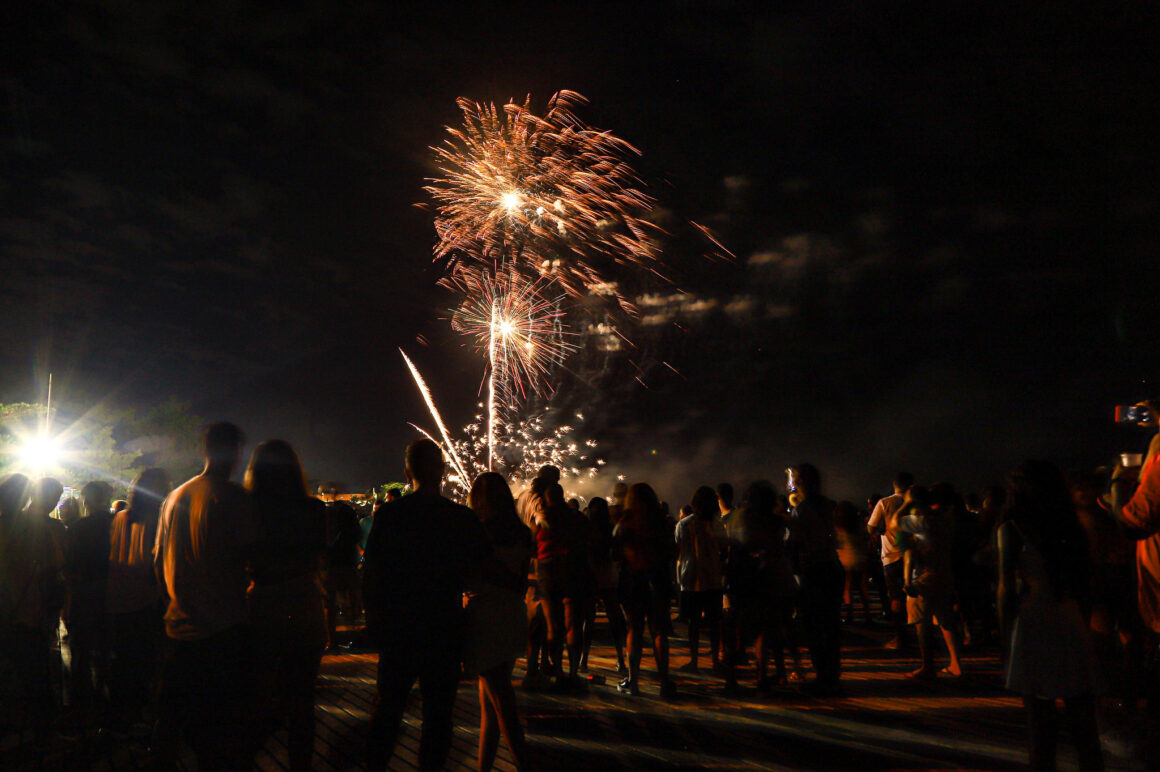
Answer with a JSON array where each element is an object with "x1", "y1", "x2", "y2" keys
[{"x1": 2, "y1": 618, "x2": 1147, "y2": 770}]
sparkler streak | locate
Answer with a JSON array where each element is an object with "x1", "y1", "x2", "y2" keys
[{"x1": 399, "y1": 349, "x2": 471, "y2": 485}]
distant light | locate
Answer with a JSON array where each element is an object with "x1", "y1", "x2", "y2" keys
[{"x1": 20, "y1": 435, "x2": 61, "y2": 472}]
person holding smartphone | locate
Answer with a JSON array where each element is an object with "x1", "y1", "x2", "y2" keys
[{"x1": 1110, "y1": 399, "x2": 1160, "y2": 711}]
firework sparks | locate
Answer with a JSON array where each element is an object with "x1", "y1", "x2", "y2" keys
[
  {"x1": 450, "y1": 268, "x2": 576, "y2": 401},
  {"x1": 399, "y1": 349, "x2": 471, "y2": 486},
  {"x1": 426, "y1": 90, "x2": 664, "y2": 311}
]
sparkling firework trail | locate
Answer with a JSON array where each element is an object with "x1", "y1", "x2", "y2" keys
[
  {"x1": 450, "y1": 268, "x2": 577, "y2": 469},
  {"x1": 450, "y1": 269, "x2": 576, "y2": 400},
  {"x1": 399, "y1": 349, "x2": 471, "y2": 485},
  {"x1": 426, "y1": 90, "x2": 664, "y2": 311}
]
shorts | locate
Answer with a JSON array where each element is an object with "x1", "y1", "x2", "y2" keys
[
  {"x1": 678, "y1": 590, "x2": 723, "y2": 624},
  {"x1": 883, "y1": 560, "x2": 905, "y2": 601},
  {"x1": 907, "y1": 588, "x2": 958, "y2": 627},
  {"x1": 620, "y1": 570, "x2": 674, "y2": 634}
]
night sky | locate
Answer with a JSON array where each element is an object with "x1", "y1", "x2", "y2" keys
[{"x1": 3, "y1": 2, "x2": 1158, "y2": 500}]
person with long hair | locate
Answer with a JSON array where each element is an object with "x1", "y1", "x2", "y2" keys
[
  {"x1": 999, "y1": 460, "x2": 1104, "y2": 772},
  {"x1": 106, "y1": 467, "x2": 171, "y2": 734},
  {"x1": 580, "y1": 497, "x2": 627, "y2": 675},
  {"x1": 786, "y1": 463, "x2": 844, "y2": 696},
  {"x1": 613, "y1": 482, "x2": 676, "y2": 699},
  {"x1": 675, "y1": 486, "x2": 723, "y2": 673},
  {"x1": 465, "y1": 472, "x2": 533, "y2": 772},
  {"x1": 549, "y1": 482, "x2": 596, "y2": 685},
  {"x1": 245, "y1": 440, "x2": 327, "y2": 772}
]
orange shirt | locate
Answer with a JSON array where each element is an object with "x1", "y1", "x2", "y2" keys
[
  {"x1": 1122, "y1": 454, "x2": 1160, "y2": 633},
  {"x1": 154, "y1": 475, "x2": 257, "y2": 640}
]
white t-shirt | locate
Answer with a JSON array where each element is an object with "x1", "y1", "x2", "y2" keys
[{"x1": 867, "y1": 493, "x2": 905, "y2": 566}]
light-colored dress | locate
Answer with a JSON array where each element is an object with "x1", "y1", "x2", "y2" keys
[
  {"x1": 1005, "y1": 535, "x2": 1105, "y2": 698},
  {"x1": 463, "y1": 540, "x2": 529, "y2": 675}
]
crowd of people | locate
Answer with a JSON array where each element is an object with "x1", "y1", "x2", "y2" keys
[{"x1": 2, "y1": 410, "x2": 1160, "y2": 771}]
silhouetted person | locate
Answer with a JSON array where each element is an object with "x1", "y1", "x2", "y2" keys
[
  {"x1": 517, "y1": 468, "x2": 557, "y2": 687},
  {"x1": 867, "y1": 472, "x2": 914, "y2": 649},
  {"x1": 581, "y1": 496, "x2": 627, "y2": 674},
  {"x1": 464, "y1": 472, "x2": 533, "y2": 772},
  {"x1": 1110, "y1": 401, "x2": 1160, "y2": 712},
  {"x1": 723, "y1": 482, "x2": 802, "y2": 693},
  {"x1": 898, "y1": 485, "x2": 965, "y2": 679},
  {"x1": 323, "y1": 496, "x2": 363, "y2": 649},
  {"x1": 1000, "y1": 461, "x2": 1104, "y2": 772},
  {"x1": 153, "y1": 422, "x2": 258, "y2": 770},
  {"x1": 613, "y1": 482, "x2": 676, "y2": 699},
  {"x1": 608, "y1": 481, "x2": 628, "y2": 525},
  {"x1": 62, "y1": 479, "x2": 115, "y2": 736},
  {"x1": 553, "y1": 482, "x2": 596, "y2": 684},
  {"x1": 106, "y1": 467, "x2": 171, "y2": 735},
  {"x1": 0, "y1": 473, "x2": 63, "y2": 754},
  {"x1": 675, "y1": 486, "x2": 723, "y2": 673},
  {"x1": 58, "y1": 496, "x2": 80, "y2": 527},
  {"x1": 363, "y1": 439, "x2": 492, "y2": 772},
  {"x1": 787, "y1": 463, "x2": 844, "y2": 696},
  {"x1": 834, "y1": 500, "x2": 871, "y2": 625},
  {"x1": 246, "y1": 440, "x2": 327, "y2": 772},
  {"x1": 28, "y1": 477, "x2": 67, "y2": 650}
]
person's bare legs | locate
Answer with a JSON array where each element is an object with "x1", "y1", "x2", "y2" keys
[
  {"x1": 910, "y1": 622, "x2": 937, "y2": 678},
  {"x1": 563, "y1": 597, "x2": 587, "y2": 680},
  {"x1": 477, "y1": 679, "x2": 501, "y2": 772},
  {"x1": 940, "y1": 625, "x2": 965, "y2": 676},
  {"x1": 685, "y1": 608, "x2": 701, "y2": 670},
  {"x1": 620, "y1": 609, "x2": 643, "y2": 694},
  {"x1": 478, "y1": 662, "x2": 530, "y2": 772}
]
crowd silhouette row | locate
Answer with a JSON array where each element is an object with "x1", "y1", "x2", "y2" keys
[{"x1": 4, "y1": 415, "x2": 1160, "y2": 771}]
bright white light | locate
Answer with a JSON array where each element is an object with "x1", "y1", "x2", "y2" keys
[
  {"x1": 497, "y1": 319, "x2": 516, "y2": 338},
  {"x1": 20, "y1": 435, "x2": 61, "y2": 472},
  {"x1": 500, "y1": 191, "x2": 521, "y2": 212}
]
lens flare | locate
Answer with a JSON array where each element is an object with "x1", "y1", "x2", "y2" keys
[{"x1": 19, "y1": 434, "x2": 61, "y2": 472}]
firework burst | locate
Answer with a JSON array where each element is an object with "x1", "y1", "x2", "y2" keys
[
  {"x1": 450, "y1": 268, "x2": 576, "y2": 401},
  {"x1": 426, "y1": 90, "x2": 664, "y2": 311}
]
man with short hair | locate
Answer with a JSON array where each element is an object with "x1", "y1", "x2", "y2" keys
[
  {"x1": 867, "y1": 472, "x2": 914, "y2": 649},
  {"x1": 27, "y1": 478, "x2": 66, "y2": 629},
  {"x1": 363, "y1": 439, "x2": 492, "y2": 772},
  {"x1": 62, "y1": 479, "x2": 115, "y2": 735},
  {"x1": 788, "y1": 463, "x2": 845, "y2": 696},
  {"x1": 153, "y1": 421, "x2": 257, "y2": 770}
]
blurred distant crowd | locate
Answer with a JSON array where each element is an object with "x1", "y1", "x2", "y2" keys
[{"x1": 3, "y1": 405, "x2": 1160, "y2": 771}]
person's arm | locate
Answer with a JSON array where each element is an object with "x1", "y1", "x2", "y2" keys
[
  {"x1": 996, "y1": 521, "x2": 1020, "y2": 656},
  {"x1": 867, "y1": 500, "x2": 885, "y2": 536},
  {"x1": 902, "y1": 542, "x2": 915, "y2": 596},
  {"x1": 153, "y1": 505, "x2": 168, "y2": 596},
  {"x1": 1113, "y1": 430, "x2": 1160, "y2": 539}
]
